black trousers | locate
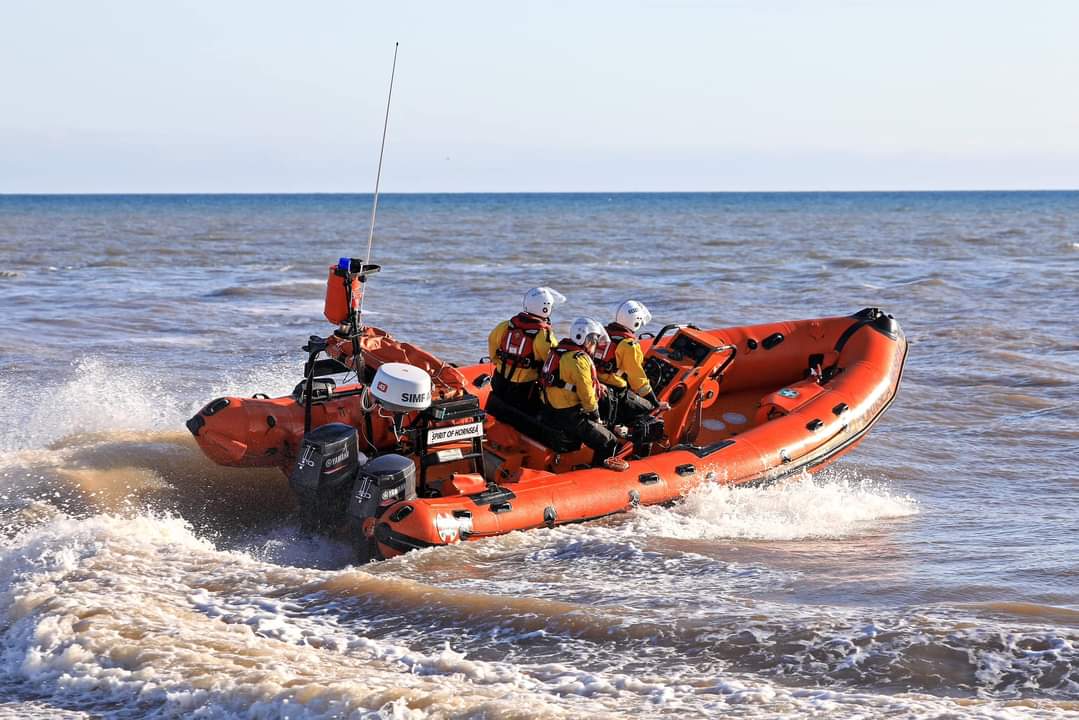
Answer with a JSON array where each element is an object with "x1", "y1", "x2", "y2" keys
[
  {"x1": 490, "y1": 373, "x2": 541, "y2": 415},
  {"x1": 542, "y1": 405, "x2": 618, "y2": 466},
  {"x1": 599, "y1": 386, "x2": 654, "y2": 427}
]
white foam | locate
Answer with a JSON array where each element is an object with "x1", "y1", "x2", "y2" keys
[
  {"x1": 0, "y1": 512, "x2": 1066, "y2": 720},
  {"x1": 0, "y1": 514, "x2": 535, "y2": 716},
  {"x1": 0, "y1": 358, "x2": 181, "y2": 454},
  {"x1": 631, "y1": 469, "x2": 919, "y2": 542},
  {"x1": 195, "y1": 357, "x2": 303, "y2": 409},
  {"x1": 0, "y1": 511, "x2": 701, "y2": 717},
  {"x1": 0, "y1": 356, "x2": 302, "y2": 455},
  {"x1": 230, "y1": 525, "x2": 357, "y2": 570}
]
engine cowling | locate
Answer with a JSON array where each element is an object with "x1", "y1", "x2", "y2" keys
[
  {"x1": 346, "y1": 453, "x2": 417, "y2": 562},
  {"x1": 289, "y1": 423, "x2": 367, "y2": 532}
]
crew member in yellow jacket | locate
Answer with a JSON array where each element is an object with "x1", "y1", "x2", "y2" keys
[
  {"x1": 487, "y1": 287, "x2": 564, "y2": 413},
  {"x1": 594, "y1": 300, "x2": 670, "y2": 425},
  {"x1": 539, "y1": 317, "x2": 625, "y2": 470}
]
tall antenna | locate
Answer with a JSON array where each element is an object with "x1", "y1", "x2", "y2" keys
[
  {"x1": 341, "y1": 43, "x2": 396, "y2": 385},
  {"x1": 361, "y1": 42, "x2": 399, "y2": 301}
]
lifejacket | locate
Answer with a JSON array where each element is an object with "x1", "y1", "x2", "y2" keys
[
  {"x1": 495, "y1": 312, "x2": 550, "y2": 379},
  {"x1": 594, "y1": 323, "x2": 636, "y2": 374},
  {"x1": 540, "y1": 340, "x2": 599, "y2": 395}
]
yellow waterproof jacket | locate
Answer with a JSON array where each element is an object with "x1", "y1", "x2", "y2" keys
[
  {"x1": 487, "y1": 315, "x2": 556, "y2": 383},
  {"x1": 541, "y1": 343, "x2": 600, "y2": 413},
  {"x1": 598, "y1": 337, "x2": 653, "y2": 397}
]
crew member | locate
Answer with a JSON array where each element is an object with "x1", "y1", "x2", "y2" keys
[
  {"x1": 595, "y1": 300, "x2": 669, "y2": 425},
  {"x1": 487, "y1": 287, "x2": 564, "y2": 413},
  {"x1": 539, "y1": 317, "x2": 626, "y2": 470}
]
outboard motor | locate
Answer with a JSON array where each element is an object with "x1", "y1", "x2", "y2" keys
[
  {"x1": 346, "y1": 453, "x2": 417, "y2": 562},
  {"x1": 289, "y1": 423, "x2": 367, "y2": 532}
]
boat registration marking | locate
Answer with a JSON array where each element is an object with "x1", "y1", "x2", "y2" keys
[{"x1": 427, "y1": 421, "x2": 484, "y2": 445}]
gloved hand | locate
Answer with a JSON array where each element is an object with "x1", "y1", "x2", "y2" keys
[{"x1": 655, "y1": 402, "x2": 671, "y2": 411}]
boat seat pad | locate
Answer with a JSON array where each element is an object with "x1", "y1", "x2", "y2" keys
[{"x1": 485, "y1": 393, "x2": 581, "y2": 454}]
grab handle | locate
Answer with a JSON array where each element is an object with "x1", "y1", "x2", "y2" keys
[{"x1": 709, "y1": 344, "x2": 738, "y2": 379}]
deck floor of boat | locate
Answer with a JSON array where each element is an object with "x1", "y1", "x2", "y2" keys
[{"x1": 692, "y1": 388, "x2": 769, "y2": 445}]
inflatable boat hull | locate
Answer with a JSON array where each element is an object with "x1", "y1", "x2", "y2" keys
[{"x1": 186, "y1": 309, "x2": 907, "y2": 557}]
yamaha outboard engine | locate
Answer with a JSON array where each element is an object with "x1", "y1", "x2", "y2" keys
[
  {"x1": 289, "y1": 423, "x2": 367, "y2": 532},
  {"x1": 346, "y1": 453, "x2": 417, "y2": 562}
]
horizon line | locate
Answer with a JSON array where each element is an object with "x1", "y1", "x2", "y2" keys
[{"x1": 3, "y1": 188, "x2": 1079, "y2": 197}]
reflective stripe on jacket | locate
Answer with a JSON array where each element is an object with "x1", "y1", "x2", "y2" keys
[
  {"x1": 487, "y1": 313, "x2": 556, "y2": 383},
  {"x1": 540, "y1": 340, "x2": 600, "y2": 412}
]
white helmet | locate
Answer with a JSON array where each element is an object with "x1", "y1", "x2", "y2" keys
[
  {"x1": 569, "y1": 317, "x2": 609, "y2": 346},
  {"x1": 523, "y1": 287, "x2": 566, "y2": 319},
  {"x1": 615, "y1": 300, "x2": 653, "y2": 332}
]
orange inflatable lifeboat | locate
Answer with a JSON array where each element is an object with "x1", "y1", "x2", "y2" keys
[{"x1": 187, "y1": 304, "x2": 907, "y2": 562}]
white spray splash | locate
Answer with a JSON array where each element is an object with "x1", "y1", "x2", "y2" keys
[
  {"x1": 1, "y1": 358, "x2": 181, "y2": 454},
  {"x1": 0, "y1": 356, "x2": 301, "y2": 455},
  {"x1": 631, "y1": 470, "x2": 919, "y2": 542}
]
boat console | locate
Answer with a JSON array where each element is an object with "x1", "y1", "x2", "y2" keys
[
  {"x1": 644, "y1": 325, "x2": 736, "y2": 399},
  {"x1": 644, "y1": 331, "x2": 715, "y2": 396},
  {"x1": 643, "y1": 325, "x2": 738, "y2": 445}
]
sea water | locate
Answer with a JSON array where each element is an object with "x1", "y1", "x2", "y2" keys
[{"x1": 0, "y1": 192, "x2": 1076, "y2": 718}]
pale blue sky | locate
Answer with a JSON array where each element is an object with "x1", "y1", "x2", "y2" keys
[{"x1": 2, "y1": 0, "x2": 1077, "y2": 192}]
